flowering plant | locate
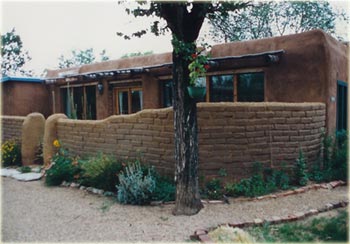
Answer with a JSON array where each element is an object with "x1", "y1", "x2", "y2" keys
[
  {"x1": 188, "y1": 52, "x2": 210, "y2": 86},
  {"x1": 1, "y1": 139, "x2": 21, "y2": 167}
]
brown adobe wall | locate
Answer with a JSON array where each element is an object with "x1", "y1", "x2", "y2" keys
[
  {"x1": 53, "y1": 102, "x2": 325, "y2": 182},
  {"x1": 2, "y1": 82, "x2": 51, "y2": 117},
  {"x1": 211, "y1": 30, "x2": 348, "y2": 133},
  {"x1": 1, "y1": 116, "x2": 25, "y2": 142}
]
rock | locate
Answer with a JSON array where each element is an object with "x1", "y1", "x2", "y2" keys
[
  {"x1": 80, "y1": 186, "x2": 86, "y2": 190},
  {"x1": 195, "y1": 229, "x2": 207, "y2": 236},
  {"x1": 294, "y1": 212, "x2": 305, "y2": 219},
  {"x1": 305, "y1": 209, "x2": 318, "y2": 216},
  {"x1": 103, "y1": 191, "x2": 114, "y2": 197},
  {"x1": 1, "y1": 168, "x2": 21, "y2": 177},
  {"x1": 150, "y1": 201, "x2": 163, "y2": 206},
  {"x1": 12, "y1": 173, "x2": 43, "y2": 181},
  {"x1": 271, "y1": 216, "x2": 282, "y2": 224},
  {"x1": 86, "y1": 187, "x2": 94, "y2": 192},
  {"x1": 208, "y1": 200, "x2": 224, "y2": 204},
  {"x1": 254, "y1": 218, "x2": 263, "y2": 225},
  {"x1": 198, "y1": 234, "x2": 212, "y2": 243},
  {"x1": 32, "y1": 167, "x2": 42, "y2": 173},
  {"x1": 70, "y1": 182, "x2": 80, "y2": 188},
  {"x1": 325, "y1": 203, "x2": 333, "y2": 210}
]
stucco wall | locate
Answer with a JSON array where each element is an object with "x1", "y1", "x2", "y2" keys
[
  {"x1": 2, "y1": 82, "x2": 51, "y2": 117},
  {"x1": 53, "y1": 102, "x2": 325, "y2": 182},
  {"x1": 211, "y1": 30, "x2": 349, "y2": 133},
  {"x1": 1, "y1": 115, "x2": 25, "y2": 142}
]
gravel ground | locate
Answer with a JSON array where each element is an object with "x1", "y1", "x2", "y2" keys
[{"x1": 1, "y1": 177, "x2": 348, "y2": 242}]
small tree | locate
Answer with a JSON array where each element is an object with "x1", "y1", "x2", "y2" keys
[
  {"x1": 118, "y1": 1, "x2": 247, "y2": 215},
  {"x1": 209, "y1": 1, "x2": 349, "y2": 42},
  {"x1": 58, "y1": 48, "x2": 110, "y2": 68},
  {"x1": 1, "y1": 28, "x2": 33, "y2": 76}
]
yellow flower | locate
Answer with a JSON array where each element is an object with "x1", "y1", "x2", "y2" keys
[{"x1": 53, "y1": 139, "x2": 60, "y2": 148}]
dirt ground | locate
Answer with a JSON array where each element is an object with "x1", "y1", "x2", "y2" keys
[{"x1": 1, "y1": 177, "x2": 348, "y2": 242}]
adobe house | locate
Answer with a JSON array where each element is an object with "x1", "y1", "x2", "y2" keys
[
  {"x1": 1, "y1": 76, "x2": 51, "y2": 117},
  {"x1": 45, "y1": 30, "x2": 348, "y2": 133}
]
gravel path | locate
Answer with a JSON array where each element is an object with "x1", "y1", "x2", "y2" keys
[{"x1": 1, "y1": 177, "x2": 348, "y2": 242}]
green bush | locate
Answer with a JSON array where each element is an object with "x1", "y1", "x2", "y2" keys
[
  {"x1": 204, "y1": 178, "x2": 224, "y2": 200},
  {"x1": 1, "y1": 139, "x2": 21, "y2": 167},
  {"x1": 294, "y1": 149, "x2": 309, "y2": 186},
  {"x1": 116, "y1": 161, "x2": 156, "y2": 205},
  {"x1": 45, "y1": 147, "x2": 81, "y2": 186},
  {"x1": 80, "y1": 153, "x2": 123, "y2": 192},
  {"x1": 310, "y1": 130, "x2": 348, "y2": 183},
  {"x1": 152, "y1": 175, "x2": 176, "y2": 202},
  {"x1": 19, "y1": 166, "x2": 31, "y2": 173},
  {"x1": 232, "y1": 162, "x2": 290, "y2": 197}
]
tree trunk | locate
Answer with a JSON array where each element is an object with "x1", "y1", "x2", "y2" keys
[{"x1": 172, "y1": 44, "x2": 203, "y2": 216}]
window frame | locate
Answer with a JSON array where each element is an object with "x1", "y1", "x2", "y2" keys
[
  {"x1": 206, "y1": 69, "x2": 266, "y2": 102},
  {"x1": 114, "y1": 86, "x2": 142, "y2": 115},
  {"x1": 60, "y1": 83, "x2": 97, "y2": 120}
]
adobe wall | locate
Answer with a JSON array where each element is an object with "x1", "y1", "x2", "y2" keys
[
  {"x1": 53, "y1": 102, "x2": 325, "y2": 182},
  {"x1": 1, "y1": 116, "x2": 25, "y2": 142},
  {"x1": 2, "y1": 82, "x2": 51, "y2": 117},
  {"x1": 211, "y1": 30, "x2": 349, "y2": 133}
]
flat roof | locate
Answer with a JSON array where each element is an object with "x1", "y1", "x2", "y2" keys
[{"x1": 1, "y1": 76, "x2": 43, "y2": 83}]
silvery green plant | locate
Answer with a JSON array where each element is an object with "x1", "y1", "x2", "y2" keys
[{"x1": 116, "y1": 161, "x2": 155, "y2": 205}]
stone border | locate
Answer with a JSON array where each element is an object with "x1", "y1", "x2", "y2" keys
[
  {"x1": 191, "y1": 185, "x2": 348, "y2": 242},
  {"x1": 59, "y1": 180, "x2": 346, "y2": 205}
]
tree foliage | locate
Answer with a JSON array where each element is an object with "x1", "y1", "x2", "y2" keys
[
  {"x1": 209, "y1": 1, "x2": 349, "y2": 42},
  {"x1": 120, "y1": 51, "x2": 154, "y2": 59},
  {"x1": 1, "y1": 28, "x2": 32, "y2": 76},
  {"x1": 58, "y1": 48, "x2": 110, "y2": 68}
]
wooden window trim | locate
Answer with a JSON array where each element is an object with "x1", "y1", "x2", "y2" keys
[{"x1": 114, "y1": 87, "x2": 142, "y2": 115}]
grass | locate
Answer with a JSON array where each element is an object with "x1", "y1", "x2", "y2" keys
[{"x1": 247, "y1": 210, "x2": 348, "y2": 242}]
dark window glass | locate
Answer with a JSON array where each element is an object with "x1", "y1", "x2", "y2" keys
[
  {"x1": 209, "y1": 75, "x2": 233, "y2": 102},
  {"x1": 118, "y1": 91, "x2": 129, "y2": 114},
  {"x1": 162, "y1": 80, "x2": 173, "y2": 107},
  {"x1": 337, "y1": 81, "x2": 347, "y2": 131},
  {"x1": 61, "y1": 88, "x2": 68, "y2": 115},
  {"x1": 73, "y1": 87, "x2": 84, "y2": 119},
  {"x1": 237, "y1": 73, "x2": 264, "y2": 102},
  {"x1": 131, "y1": 90, "x2": 142, "y2": 113},
  {"x1": 86, "y1": 85, "x2": 96, "y2": 120}
]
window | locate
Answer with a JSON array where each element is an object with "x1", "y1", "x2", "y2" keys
[
  {"x1": 208, "y1": 72, "x2": 264, "y2": 102},
  {"x1": 237, "y1": 73, "x2": 264, "y2": 102},
  {"x1": 162, "y1": 79, "x2": 173, "y2": 108},
  {"x1": 61, "y1": 85, "x2": 96, "y2": 120},
  {"x1": 115, "y1": 87, "x2": 142, "y2": 114},
  {"x1": 337, "y1": 80, "x2": 347, "y2": 131},
  {"x1": 209, "y1": 75, "x2": 233, "y2": 102}
]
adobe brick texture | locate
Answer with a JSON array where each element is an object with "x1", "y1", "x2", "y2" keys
[{"x1": 53, "y1": 102, "x2": 325, "y2": 182}]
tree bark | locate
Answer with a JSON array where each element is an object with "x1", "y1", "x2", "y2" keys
[
  {"x1": 159, "y1": 3, "x2": 207, "y2": 215},
  {"x1": 172, "y1": 47, "x2": 203, "y2": 216}
]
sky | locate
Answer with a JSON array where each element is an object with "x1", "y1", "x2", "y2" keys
[{"x1": 1, "y1": 0, "x2": 349, "y2": 77}]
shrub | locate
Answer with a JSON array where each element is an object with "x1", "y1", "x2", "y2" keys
[
  {"x1": 45, "y1": 144, "x2": 81, "y2": 186},
  {"x1": 152, "y1": 175, "x2": 176, "y2": 202},
  {"x1": 80, "y1": 153, "x2": 123, "y2": 192},
  {"x1": 294, "y1": 149, "x2": 308, "y2": 186},
  {"x1": 310, "y1": 130, "x2": 348, "y2": 183},
  {"x1": 19, "y1": 166, "x2": 32, "y2": 173},
  {"x1": 116, "y1": 161, "x2": 156, "y2": 205},
  {"x1": 232, "y1": 162, "x2": 291, "y2": 197},
  {"x1": 1, "y1": 139, "x2": 21, "y2": 167},
  {"x1": 204, "y1": 178, "x2": 224, "y2": 200}
]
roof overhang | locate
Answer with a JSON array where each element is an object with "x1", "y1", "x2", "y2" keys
[
  {"x1": 45, "y1": 50, "x2": 284, "y2": 85},
  {"x1": 1, "y1": 76, "x2": 43, "y2": 83}
]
